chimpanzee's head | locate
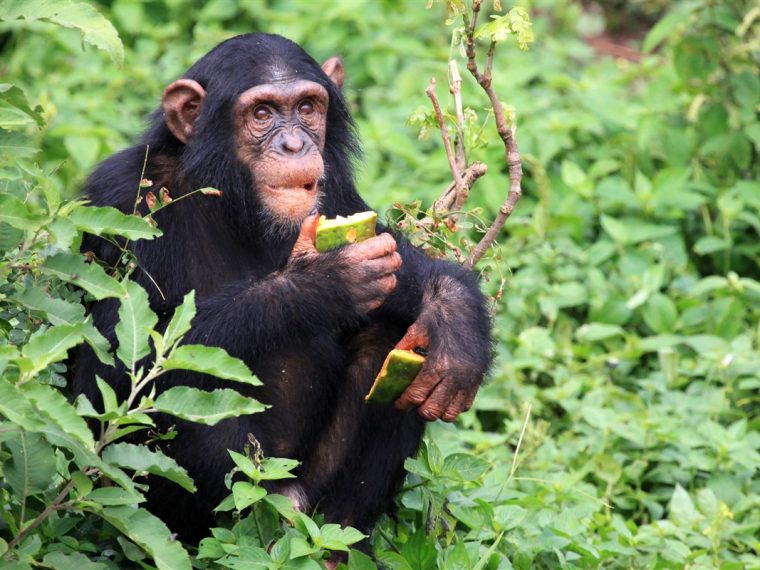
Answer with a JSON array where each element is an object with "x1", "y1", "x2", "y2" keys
[{"x1": 154, "y1": 33, "x2": 357, "y2": 236}]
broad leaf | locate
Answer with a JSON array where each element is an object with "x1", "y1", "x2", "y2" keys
[
  {"x1": 115, "y1": 280, "x2": 157, "y2": 371},
  {"x1": 0, "y1": 83, "x2": 44, "y2": 127},
  {"x1": 69, "y1": 205, "x2": 162, "y2": 241},
  {"x1": 154, "y1": 387, "x2": 266, "y2": 425},
  {"x1": 0, "y1": 194, "x2": 46, "y2": 230},
  {"x1": 99, "y1": 506, "x2": 192, "y2": 570},
  {"x1": 4, "y1": 431, "x2": 57, "y2": 495},
  {"x1": 42, "y1": 252, "x2": 123, "y2": 299},
  {"x1": 21, "y1": 382, "x2": 95, "y2": 451},
  {"x1": 18, "y1": 322, "x2": 86, "y2": 376},
  {"x1": 0, "y1": 0, "x2": 124, "y2": 65},
  {"x1": 162, "y1": 345, "x2": 261, "y2": 386},
  {"x1": 163, "y1": 291, "x2": 196, "y2": 348},
  {"x1": 102, "y1": 443, "x2": 196, "y2": 492}
]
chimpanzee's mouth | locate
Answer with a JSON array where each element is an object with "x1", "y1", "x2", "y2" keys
[{"x1": 264, "y1": 180, "x2": 319, "y2": 193}]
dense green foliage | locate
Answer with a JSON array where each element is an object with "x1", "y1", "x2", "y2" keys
[{"x1": 1, "y1": 0, "x2": 758, "y2": 568}]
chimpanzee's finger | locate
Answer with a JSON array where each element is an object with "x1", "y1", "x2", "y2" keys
[
  {"x1": 362, "y1": 252, "x2": 402, "y2": 278},
  {"x1": 395, "y1": 321, "x2": 429, "y2": 352},
  {"x1": 351, "y1": 233, "x2": 396, "y2": 260},
  {"x1": 290, "y1": 210, "x2": 319, "y2": 257},
  {"x1": 441, "y1": 391, "x2": 467, "y2": 422},
  {"x1": 395, "y1": 368, "x2": 441, "y2": 411},
  {"x1": 416, "y1": 381, "x2": 454, "y2": 421}
]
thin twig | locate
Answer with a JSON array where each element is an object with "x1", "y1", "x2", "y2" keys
[
  {"x1": 6, "y1": 479, "x2": 75, "y2": 552},
  {"x1": 433, "y1": 161, "x2": 488, "y2": 213},
  {"x1": 425, "y1": 78, "x2": 466, "y2": 194},
  {"x1": 449, "y1": 59, "x2": 467, "y2": 172},
  {"x1": 461, "y1": 3, "x2": 523, "y2": 269}
]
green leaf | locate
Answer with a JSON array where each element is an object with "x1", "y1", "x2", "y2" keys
[
  {"x1": 669, "y1": 484, "x2": 702, "y2": 529},
  {"x1": 348, "y1": 549, "x2": 378, "y2": 570},
  {"x1": 641, "y1": 293, "x2": 679, "y2": 334},
  {"x1": 21, "y1": 382, "x2": 95, "y2": 451},
  {"x1": 693, "y1": 236, "x2": 731, "y2": 255},
  {"x1": 0, "y1": 0, "x2": 124, "y2": 65},
  {"x1": 318, "y1": 524, "x2": 366, "y2": 551},
  {"x1": 4, "y1": 431, "x2": 57, "y2": 495},
  {"x1": 42, "y1": 252, "x2": 123, "y2": 300},
  {"x1": 642, "y1": 2, "x2": 700, "y2": 53},
  {"x1": 263, "y1": 493, "x2": 298, "y2": 522},
  {"x1": 153, "y1": 387, "x2": 266, "y2": 425},
  {"x1": 102, "y1": 443, "x2": 196, "y2": 492},
  {"x1": 162, "y1": 345, "x2": 261, "y2": 386},
  {"x1": 0, "y1": 83, "x2": 44, "y2": 127},
  {"x1": 69, "y1": 205, "x2": 162, "y2": 240},
  {"x1": 18, "y1": 322, "x2": 87, "y2": 376},
  {"x1": 163, "y1": 291, "x2": 196, "y2": 348},
  {"x1": 99, "y1": 506, "x2": 192, "y2": 570},
  {"x1": 576, "y1": 323, "x2": 624, "y2": 343},
  {"x1": 0, "y1": 193, "x2": 46, "y2": 230},
  {"x1": 115, "y1": 280, "x2": 158, "y2": 371},
  {"x1": 441, "y1": 453, "x2": 490, "y2": 481},
  {"x1": 87, "y1": 487, "x2": 145, "y2": 506},
  {"x1": 0, "y1": 129, "x2": 38, "y2": 159},
  {"x1": 231, "y1": 481, "x2": 266, "y2": 510},
  {"x1": 257, "y1": 457, "x2": 299, "y2": 480},
  {"x1": 42, "y1": 551, "x2": 108, "y2": 570},
  {"x1": 12, "y1": 286, "x2": 85, "y2": 325}
]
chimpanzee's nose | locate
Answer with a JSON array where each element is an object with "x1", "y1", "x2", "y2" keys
[{"x1": 281, "y1": 132, "x2": 305, "y2": 154}]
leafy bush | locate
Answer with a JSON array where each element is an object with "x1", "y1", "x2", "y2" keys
[{"x1": 1, "y1": 0, "x2": 759, "y2": 569}]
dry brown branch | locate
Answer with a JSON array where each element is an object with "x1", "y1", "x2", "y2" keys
[
  {"x1": 460, "y1": 0, "x2": 523, "y2": 270},
  {"x1": 433, "y1": 161, "x2": 488, "y2": 212}
]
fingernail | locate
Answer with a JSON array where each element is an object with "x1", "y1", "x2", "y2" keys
[{"x1": 309, "y1": 208, "x2": 318, "y2": 216}]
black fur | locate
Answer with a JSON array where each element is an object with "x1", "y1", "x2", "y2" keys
[{"x1": 74, "y1": 33, "x2": 491, "y2": 540}]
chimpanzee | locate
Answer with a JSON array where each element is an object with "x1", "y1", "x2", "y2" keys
[{"x1": 74, "y1": 33, "x2": 491, "y2": 540}]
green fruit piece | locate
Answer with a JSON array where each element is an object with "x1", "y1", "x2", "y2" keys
[
  {"x1": 365, "y1": 349, "x2": 426, "y2": 404},
  {"x1": 315, "y1": 211, "x2": 377, "y2": 252}
]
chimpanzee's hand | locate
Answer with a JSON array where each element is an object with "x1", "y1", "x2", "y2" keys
[
  {"x1": 393, "y1": 283, "x2": 487, "y2": 422},
  {"x1": 289, "y1": 211, "x2": 402, "y2": 315}
]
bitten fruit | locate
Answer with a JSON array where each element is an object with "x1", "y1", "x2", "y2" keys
[
  {"x1": 315, "y1": 211, "x2": 377, "y2": 252},
  {"x1": 365, "y1": 349, "x2": 426, "y2": 404}
]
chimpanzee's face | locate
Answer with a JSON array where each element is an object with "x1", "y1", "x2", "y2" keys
[{"x1": 233, "y1": 79, "x2": 329, "y2": 225}]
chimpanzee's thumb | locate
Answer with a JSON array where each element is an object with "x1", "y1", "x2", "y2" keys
[{"x1": 291, "y1": 210, "x2": 319, "y2": 258}]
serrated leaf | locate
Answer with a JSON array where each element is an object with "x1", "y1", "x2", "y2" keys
[
  {"x1": 99, "y1": 506, "x2": 192, "y2": 570},
  {"x1": 0, "y1": 83, "x2": 44, "y2": 127},
  {"x1": 0, "y1": 193, "x2": 46, "y2": 230},
  {"x1": 42, "y1": 551, "x2": 108, "y2": 570},
  {"x1": 102, "y1": 443, "x2": 195, "y2": 492},
  {"x1": 0, "y1": 129, "x2": 38, "y2": 159},
  {"x1": 231, "y1": 481, "x2": 266, "y2": 510},
  {"x1": 18, "y1": 322, "x2": 86, "y2": 376},
  {"x1": 0, "y1": 0, "x2": 124, "y2": 65},
  {"x1": 162, "y1": 345, "x2": 261, "y2": 386},
  {"x1": 4, "y1": 431, "x2": 57, "y2": 495},
  {"x1": 163, "y1": 291, "x2": 196, "y2": 348},
  {"x1": 12, "y1": 286, "x2": 85, "y2": 325},
  {"x1": 115, "y1": 280, "x2": 157, "y2": 371},
  {"x1": 69, "y1": 205, "x2": 162, "y2": 240},
  {"x1": 154, "y1": 387, "x2": 266, "y2": 425},
  {"x1": 21, "y1": 382, "x2": 95, "y2": 451},
  {"x1": 42, "y1": 252, "x2": 123, "y2": 300},
  {"x1": 87, "y1": 486, "x2": 145, "y2": 506}
]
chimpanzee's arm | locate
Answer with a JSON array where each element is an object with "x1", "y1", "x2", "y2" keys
[{"x1": 375, "y1": 233, "x2": 492, "y2": 421}]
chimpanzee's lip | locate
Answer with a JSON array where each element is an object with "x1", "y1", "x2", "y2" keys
[{"x1": 264, "y1": 180, "x2": 318, "y2": 193}]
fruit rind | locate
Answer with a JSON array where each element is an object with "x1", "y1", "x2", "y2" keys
[
  {"x1": 365, "y1": 349, "x2": 426, "y2": 404},
  {"x1": 315, "y1": 211, "x2": 377, "y2": 252}
]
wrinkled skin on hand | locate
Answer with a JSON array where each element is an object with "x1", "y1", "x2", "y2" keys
[
  {"x1": 394, "y1": 278, "x2": 488, "y2": 422},
  {"x1": 289, "y1": 211, "x2": 402, "y2": 315}
]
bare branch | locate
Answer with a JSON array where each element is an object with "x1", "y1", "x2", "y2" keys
[
  {"x1": 433, "y1": 161, "x2": 488, "y2": 213},
  {"x1": 448, "y1": 60, "x2": 467, "y2": 172}
]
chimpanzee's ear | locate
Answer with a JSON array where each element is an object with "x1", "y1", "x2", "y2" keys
[
  {"x1": 162, "y1": 79, "x2": 206, "y2": 144},
  {"x1": 321, "y1": 56, "x2": 345, "y2": 89}
]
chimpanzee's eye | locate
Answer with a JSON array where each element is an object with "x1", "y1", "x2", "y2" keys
[
  {"x1": 253, "y1": 105, "x2": 272, "y2": 121},
  {"x1": 297, "y1": 99, "x2": 314, "y2": 116}
]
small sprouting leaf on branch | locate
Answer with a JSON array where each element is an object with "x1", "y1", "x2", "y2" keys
[{"x1": 474, "y1": 7, "x2": 535, "y2": 50}]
